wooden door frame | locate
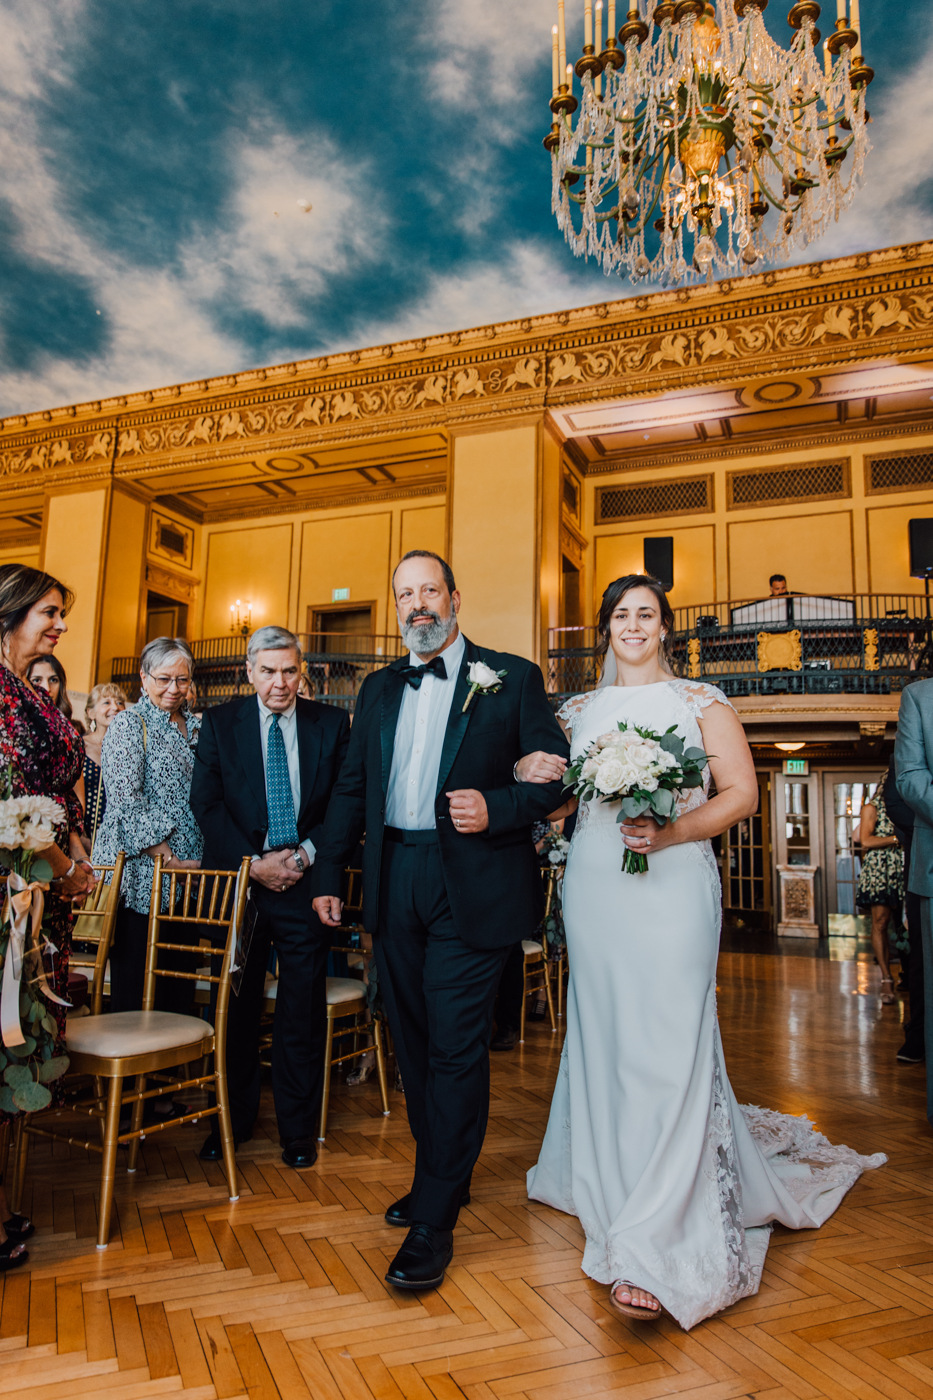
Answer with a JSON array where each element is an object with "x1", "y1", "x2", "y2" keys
[{"x1": 307, "y1": 600, "x2": 376, "y2": 635}]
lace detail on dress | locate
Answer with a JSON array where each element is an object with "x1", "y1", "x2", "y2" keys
[
  {"x1": 557, "y1": 691, "x2": 602, "y2": 734},
  {"x1": 741, "y1": 1104, "x2": 887, "y2": 1186},
  {"x1": 705, "y1": 1024, "x2": 754, "y2": 1316},
  {"x1": 668, "y1": 679, "x2": 736, "y2": 718}
]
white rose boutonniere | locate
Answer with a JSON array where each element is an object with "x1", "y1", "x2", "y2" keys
[{"x1": 462, "y1": 659, "x2": 508, "y2": 713}]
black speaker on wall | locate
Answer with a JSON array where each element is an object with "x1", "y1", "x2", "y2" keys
[
  {"x1": 644, "y1": 537, "x2": 674, "y2": 592},
  {"x1": 909, "y1": 519, "x2": 933, "y2": 579}
]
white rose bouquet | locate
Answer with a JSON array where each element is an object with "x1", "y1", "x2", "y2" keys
[
  {"x1": 0, "y1": 768, "x2": 70, "y2": 1111},
  {"x1": 562, "y1": 722, "x2": 710, "y2": 873}
]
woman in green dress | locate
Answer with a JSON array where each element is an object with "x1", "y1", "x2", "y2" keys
[{"x1": 855, "y1": 775, "x2": 905, "y2": 1005}]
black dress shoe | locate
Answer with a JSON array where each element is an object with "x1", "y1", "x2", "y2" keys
[
  {"x1": 281, "y1": 1137, "x2": 318, "y2": 1169},
  {"x1": 385, "y1": 1188, "x2": 471, "y2": 1228},
  {"x1": 199, "y1": 1129, "x2": 251, "y2": 1162},
  {"x1": 897, "y1": 1044, "x2": 926, "y2": 1064},
  {"x1": 490, "y1": 1026, "x2": 519, "y2": 1051},
  {"x1": 385, "y1": 1223, "x2": 453, "y2": 1290}
]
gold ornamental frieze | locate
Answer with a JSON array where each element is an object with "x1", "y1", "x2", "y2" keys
[{"x1": 1, "y1": 241, "x2": 933, "y2": 483}]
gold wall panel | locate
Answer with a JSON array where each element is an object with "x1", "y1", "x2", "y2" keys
[
  {"x1": 203, "y1": 524, "x2": 293, "y2": 637},
  {"x1": 299, "y1": 513, "x2": 393, "y2": 636},
  {"x1": 728, "y1": 510, "x2": 854, "y2": 600},
  {"x1": 595, "y1": 525, "x2": 715, "y2": 610}
]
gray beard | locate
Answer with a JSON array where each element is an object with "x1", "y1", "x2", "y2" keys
[{"x1": 400, "y1": 611, "x2": 456, "y2": 656}]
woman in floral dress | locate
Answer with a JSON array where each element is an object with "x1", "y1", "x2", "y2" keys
[
  {"x1": 0, "y1": 564, "x2": 97, "y2": 1269},
  {"x1": 855, "y1": 774, "x2": 905, "y2": 1005}
]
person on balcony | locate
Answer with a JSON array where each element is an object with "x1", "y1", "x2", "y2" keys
[{"x1": 769, "y1": 574, "x2": 789, "y2": 596}]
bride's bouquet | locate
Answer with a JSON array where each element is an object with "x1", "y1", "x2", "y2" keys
[{"x1": 563, "y1": 722, "x2": 710, "y2": 873}]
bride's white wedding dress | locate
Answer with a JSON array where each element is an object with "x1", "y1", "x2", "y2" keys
[{"x1": 527, "y1": 680, "x2": 885, "y2": 1331}]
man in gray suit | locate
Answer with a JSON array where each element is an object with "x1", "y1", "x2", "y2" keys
[{"x1": 894, "y1": 678, "x2": 933, "y2": 1123}]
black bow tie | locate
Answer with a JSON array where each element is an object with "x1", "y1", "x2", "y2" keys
[{"x1": 399, "y1": 655, "x2": 448, "y2": 689}]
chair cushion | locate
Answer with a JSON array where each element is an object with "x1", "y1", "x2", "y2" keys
[
  {"x1": 66, "y1": 1010, "x2": 213, "y2": 1057},
  {"x1": 327, "y1": 977, "x2": 366, "y2": 1006},
  {"x1": 522, "y1": 940, "x2": 543, "y2": 955}
]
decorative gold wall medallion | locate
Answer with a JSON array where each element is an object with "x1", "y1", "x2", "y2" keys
[
  {"x1": 863, "y1": 629, "x2": 879, "y2": 671},
  {"x1": 687, "y1": 637, "x2": 701, "y2": 679},
  {"x1": 757, "y1": 629, "x2": 802, "y2": 672}
]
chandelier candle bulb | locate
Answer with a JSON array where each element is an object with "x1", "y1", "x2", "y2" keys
[
  {"x1": 608, "y1": 0, "x2": 616, "y2": 40},
  {"x1": 585, "y1": 0, "x2": 593, "y2": 50},
  {"x1": 824, "y1": 43, "x2": 835, "y2": 138},
  {"x1": 836, "y1": 0, "x2": 845, "y2": 16},
  {"x1": 552, "y1": 25, "x2": 560, "y2": 94},
  {"x1": 558, "y1": 0, "x2": 567, "y2": 79},
  {"x1": 850, "y1": 0, "x2": 860, "y2": 47},
  {"x1": 596, "y1": 1, "x2": 603, "y2": 55}
]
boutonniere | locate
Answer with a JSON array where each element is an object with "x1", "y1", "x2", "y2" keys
[{"x1": 462, "y1": 660, "x2": 507, "y2": 713}]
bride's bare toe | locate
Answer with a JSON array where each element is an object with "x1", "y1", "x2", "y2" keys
[{"x1": 609, "y1": 1280, "x2": 662, "y2": 1321}]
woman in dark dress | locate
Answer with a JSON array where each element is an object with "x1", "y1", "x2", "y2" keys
[{"x1": 0, "y1": 565, "x2": 97, "y2": 1269}]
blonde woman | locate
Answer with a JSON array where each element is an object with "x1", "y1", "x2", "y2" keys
[{"x1": 79, "y1": 682, "x2": 127, "y2": 857}]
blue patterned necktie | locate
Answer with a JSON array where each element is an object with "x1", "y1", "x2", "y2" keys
[{"x1": 266, "y1": 714, "x2": 299, "y2": 848}]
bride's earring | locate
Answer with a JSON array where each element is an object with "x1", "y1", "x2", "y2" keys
[{"x1": 660, "y1": 630, "x2": 667, "y2": 641}]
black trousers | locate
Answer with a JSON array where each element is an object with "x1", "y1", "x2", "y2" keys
[
  {"x1": 109, "y1": 905, "x2": 197, "y2": 1016},
  {"x1": 375, "y1": 835, "x2": 511, "y2": 1231},
  {"x1": 494, "y1": 942, "x2": 526, "y2": 1033},
  {"x1": 222, "y1": 882, "x2": 330, "y2": 1144}
]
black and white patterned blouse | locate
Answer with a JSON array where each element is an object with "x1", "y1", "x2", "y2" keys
[{"x1": 94, "y1": 692, "x2": 203, "y2": 913}]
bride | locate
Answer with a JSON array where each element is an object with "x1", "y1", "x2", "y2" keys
[{"x1": 526, "y1": 574, "x2": 884, "y2": 1330}]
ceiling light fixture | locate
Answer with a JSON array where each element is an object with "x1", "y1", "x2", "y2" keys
[
  {"x1": 775, "y1": 741, "x2": 806, "y2": 751},
  {"x1": 544, "y1": 0, "x2": 872, "y2": 285}
]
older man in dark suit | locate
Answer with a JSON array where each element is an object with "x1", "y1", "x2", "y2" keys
[
  {"x1": 191, "y1": 625, "x2": 350, "y2": 1168},
  {"x1": 313, "y1": 550, "x2": 569, "y2": 1291}
]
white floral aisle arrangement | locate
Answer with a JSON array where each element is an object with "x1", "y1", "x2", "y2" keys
[
  {"x1": 0, "y1": 771, "x2": 70, "y2": 1112},
  {"x1": 563, "y1": 722, "x2": 710, "y2": 874}
]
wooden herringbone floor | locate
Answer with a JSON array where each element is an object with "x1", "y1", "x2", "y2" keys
[{"x1": 5, "y1": 947, "x2": 933, "y2": 1400}]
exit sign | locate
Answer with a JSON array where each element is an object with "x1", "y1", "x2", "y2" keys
[
  {"x1": 332, "y1": 587, "x2": 350, "y2": 601},
  {"x1": 783, "y1": 758, "x2": 809, "y2": 776}
]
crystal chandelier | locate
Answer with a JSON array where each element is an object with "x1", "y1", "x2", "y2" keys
[{"x1": 544, "y1": 0, "x2": 873, "y2": 284}]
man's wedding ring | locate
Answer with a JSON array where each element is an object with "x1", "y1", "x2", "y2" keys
[{"x1": 454, "y1": 818, "x2": 462, "y2": 827}]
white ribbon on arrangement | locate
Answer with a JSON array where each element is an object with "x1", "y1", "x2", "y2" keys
[{"x1": 1, "y1": 872, "x2": 70, "y2": 1049}]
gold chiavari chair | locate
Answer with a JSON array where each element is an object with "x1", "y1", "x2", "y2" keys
[
  {"x1": 263, "y1": 867, "x2": 390, "y2": 1141},
  {"x1": 23, "y1": 855, "x2": 250, "y2": 1249},
  {"x1": 68, "y1": 851, "x2": 126, "y2": 1015}
]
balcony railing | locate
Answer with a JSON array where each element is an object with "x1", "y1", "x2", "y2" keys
[
  {"x1": 547, "y1": 593, "x2": 933, "y2": 705},
  {"x1": 111, "y1": 633, "x2": 407, "y2": 710}
]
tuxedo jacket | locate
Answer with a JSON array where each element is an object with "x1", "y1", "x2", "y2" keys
[
  {"x1": 189, "y1": 694, "x2": 351, "y2": 880},
  {"x1": 310, "y1": 636, "x2": 570, "y2": 948}
]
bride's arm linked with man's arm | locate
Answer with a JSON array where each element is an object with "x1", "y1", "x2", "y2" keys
[{"x1": 514, "y1": 696, "x2": 758, "y2": 855}]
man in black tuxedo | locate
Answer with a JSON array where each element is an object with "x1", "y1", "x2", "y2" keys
[
  {"x1": 312, "y1": 550, "x2": 569, "y2": 1290},
  {"x1": 190, "y1": 625, "x2": 351, "y2": 1169}
]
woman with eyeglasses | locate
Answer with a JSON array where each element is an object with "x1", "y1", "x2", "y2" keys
[{"x1": 94, "y1": 636, "x2": 202, "y2": 1015}]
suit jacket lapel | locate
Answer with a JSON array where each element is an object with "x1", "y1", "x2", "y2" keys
[
  {"x1": 295, "y1": 701, "x2": 322, "y2": 826},
  {"x1": 381, "y1": 660, "x2": 409, "y2": 797},
  {"x1": 435, "y1": 637, "x2": 477, "y2": 798},
  {"x1": 234, "y1": 700, "x2": 267, "y2": 828}
]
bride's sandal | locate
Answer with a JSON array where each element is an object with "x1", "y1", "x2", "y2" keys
[
  {"x1": 609, "y1": 1281, "x2": 662, "y2": 1322},
  {"x1": 880, "y1": 977, "x2": 897, "y2": 1005}
]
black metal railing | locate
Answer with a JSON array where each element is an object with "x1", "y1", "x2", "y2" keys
[
  {"x1": 111, "y1": 633, "x2": 407, "y2": 711},
  {"x1": 547, "y1": 593, "x2": 933, "y2": 704}
]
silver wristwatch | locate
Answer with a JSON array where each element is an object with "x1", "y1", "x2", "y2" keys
[{"x1": 292, "y1": 849, "x2": 306, "y2": 872}]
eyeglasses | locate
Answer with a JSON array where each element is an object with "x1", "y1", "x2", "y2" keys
[{"x1": 148, "y1": 675, "x2": 192, "y2": 690}]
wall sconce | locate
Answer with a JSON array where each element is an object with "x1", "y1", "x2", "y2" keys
[{"x1": 230, "y1": 599, "x2": 252, "y2": 636}]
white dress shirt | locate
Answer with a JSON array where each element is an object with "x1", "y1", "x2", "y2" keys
[
  {"x1": 385, "y1": 631, "x2": 465, "y2": 830},
  {"x1": 256, "y1": 695, "x2": 315, "y2": 864}
]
